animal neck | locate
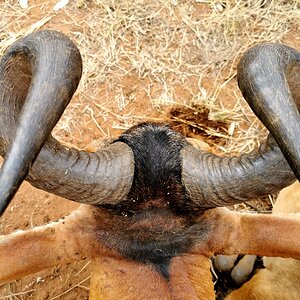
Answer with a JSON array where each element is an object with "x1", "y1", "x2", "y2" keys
[{"x1": 89, "y1": 254, "x2": 215, "y2": 300}]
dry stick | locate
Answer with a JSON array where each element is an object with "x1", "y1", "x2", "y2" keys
[
  {"x1": 1, "y1": 16, "x2": 53, "y2": 50},
  {"x1": 74, "y1": 261, "x2": 91, "y2": 277},
  {"x1": 170, "y1": 116, "x2": 231, "y2": 139},
  {"x1": 49, "y1": 276, "x2": 91, "y2": 300},
  {"x1": 0, "y1": 289, "x2": 36, "y2": 299},
  {"x1": 209, "y1": 259, "x2": 218, "y2": 283}
]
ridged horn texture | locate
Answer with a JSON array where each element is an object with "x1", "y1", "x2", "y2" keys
[
  {"x1": 238, "y1": 43, "x2": 300, "y2": 179},
  {"x1": 0, "y1": 30, "x2": 134, "y2": 216},
  {"x1": 182, "y1": 43, "x2": 300, "y2": 208}
]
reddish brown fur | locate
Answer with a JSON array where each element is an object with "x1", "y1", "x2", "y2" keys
[
  {"x1": 1, "y1": 140, "x2": 300, "y2": 299},
  {"x1": 89, "y1": 255, "x2": 214, "y2": 300},
  {"x1": 1, "y1": 33, "x2": 300, "y2": 299},
  {"x1": 226, "y1": 182, "x2": 300, "y2": 300},
  {"x1": 1, "y1": 204, "x2": 300, "y2": 298}
]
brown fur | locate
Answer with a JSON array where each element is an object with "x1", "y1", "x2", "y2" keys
[
  {"x1": 226, "y1": 182, "x2": 300, "y2": 300},
  {"x1": 1, "y1": 33, "x2": 300, "y2": 299},
  {"x1": 1, "y1": 204, "x2": 300, "y2": 298},
  {"x1": 1, "y1": 139, "x2": 300, "y2": 299},
  {"x1": 89, "y1": 255, "x2": 214, "y2": 300}
]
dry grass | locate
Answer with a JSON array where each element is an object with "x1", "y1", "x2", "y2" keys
[
  {"x1": 1, "y1": 0, "x2": 300, "y2": 298},
  {"x1": 1, "y1": 0, "x2": 300, "y2": 154}
]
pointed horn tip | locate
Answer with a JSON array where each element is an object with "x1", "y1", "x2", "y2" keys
[
  {"x1": 0, "y1": 188, "x2": 14, "y2": 217},
  {"x1": 237, "y1": 42, "x2": 300, "y2": 181},
  {"x1": 0, "y1": 199, "x2": 9, "y2": 216},
  {"x1": 0, "y1": 162, "x2": 27, "y2": 216},
  {"x1": 0, "y1": 30, "x2": 83, "y2": 216}
]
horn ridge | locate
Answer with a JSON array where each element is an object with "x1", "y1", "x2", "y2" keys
[
  {"x1": 0, "y1": 30, "x2": 134, "y2": 215},
  {"x1": 237, "y1": 43, "x2": 300, "y2": 179},
  {"x1": 0, "y1": 30, "x2": 83, "y2": 215},
  {"x1": 182, "y1": 43, "x2": 300, "y2": 207}
]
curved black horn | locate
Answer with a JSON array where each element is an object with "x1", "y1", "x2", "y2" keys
[
  {"x1": 238, "y1": 43, "x2": 300, "y2": 178},
  {"x1": 0, "y1": 30, "x2": 134, "y2": 216},
  {"x1": 182, "y1": 43, "x2": 300, "y2": 208}
]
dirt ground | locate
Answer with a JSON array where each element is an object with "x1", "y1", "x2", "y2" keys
[{"x1": 0, "y1": 0, "x2": 300, "y2": 299}]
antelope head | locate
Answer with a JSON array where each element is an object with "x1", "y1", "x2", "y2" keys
[{"x1": 0, "y1": 31, "x2": 300, "y2": 298}]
